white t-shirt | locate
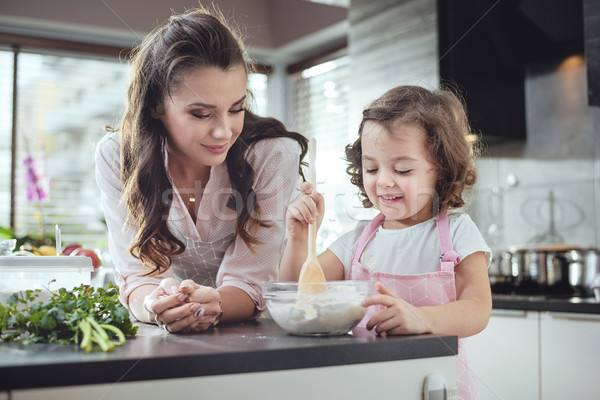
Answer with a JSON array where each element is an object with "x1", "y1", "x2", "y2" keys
[
  {"x1": 328, "y1": 212, "x2": 491, "y2": 279},
  {"x1": 95, "y1": 131, "x2": 301, "y2": 311}
]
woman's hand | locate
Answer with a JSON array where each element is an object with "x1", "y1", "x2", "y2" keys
[
  {"x1": 142, "y1": 278, "x2": 187, "y2": 329},
  {"x1": 179, "y1": 279, "x2": 223, "y2": 331},
  {"x1": 286, "y1": 181, "x2": 324, "y2": 240},
  {"x1": 143, "y1": 278, "x2": 222, "y2": 333},
  {"x1": 362, "y1": 282, "x2": 432, "y2": 335}
]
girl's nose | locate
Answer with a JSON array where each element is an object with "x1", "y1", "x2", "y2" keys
[{"x1": 377, "y1": 170, "x2": 395, "y2": 187}]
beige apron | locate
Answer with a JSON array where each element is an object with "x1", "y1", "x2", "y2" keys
[{"x1": 169, "y1": 233, "x2": 235, "y2": 287}]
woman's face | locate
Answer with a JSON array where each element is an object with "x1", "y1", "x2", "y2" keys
[
  {"x1": 361, "y1": 121, "x2": 437, "y2": 229},
  {"x1": 153, "y1": 64, "x2": 247, "y2": 168}
]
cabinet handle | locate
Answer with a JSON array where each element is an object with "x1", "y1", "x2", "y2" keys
[
  {"x1": 491, "y1": 309, "x2": 528, "y2": 318},
  {"x1": 546, "y1": 312, "x2": 600, "y2": 322}
]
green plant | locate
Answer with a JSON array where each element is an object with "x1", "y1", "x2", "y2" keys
[{"x1": 0, "y1": 282, "x2": 138, "y2": 353}]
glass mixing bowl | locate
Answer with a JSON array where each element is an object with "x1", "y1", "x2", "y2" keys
[{"x1": 262, "y1": 280, "x2": 375, "y2": 336}]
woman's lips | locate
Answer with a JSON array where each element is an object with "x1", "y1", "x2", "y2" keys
[{"x1": 203, "y1": 144, "x2": 228, "y2": 155}]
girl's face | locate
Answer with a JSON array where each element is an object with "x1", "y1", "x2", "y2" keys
[
  {"x1": 153, "y1": 65, "x2": 247, "y2": 169},
  {"x1": 361, "y1": 121, "x2": 437, "y2": 229}
]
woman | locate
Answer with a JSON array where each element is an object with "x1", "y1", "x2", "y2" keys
[{"x1": 95, "y1": 6, "x2": 307, "y2": 333}]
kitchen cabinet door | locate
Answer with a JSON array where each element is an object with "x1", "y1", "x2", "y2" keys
[
  {"x1": 540, "y1": 312, "x2": 600, "y2": 400},
  {"x1": 8, "y1": 357, "x2": 456, "y2": 400},
  {"x1": 466, "y1": 309, "x2": 540, "y2": 400}
]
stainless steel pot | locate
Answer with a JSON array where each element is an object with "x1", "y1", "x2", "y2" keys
[
  {"x1": 498, "y1": 246, "x2": 600, "y2": 297},
  {"x1": 565, "y1": 249, "x2": 600, "y2": 295}
]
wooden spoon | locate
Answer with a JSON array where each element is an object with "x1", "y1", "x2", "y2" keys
[{"x1": 298, "y1": 137, "x2": 327, "y2": 294}]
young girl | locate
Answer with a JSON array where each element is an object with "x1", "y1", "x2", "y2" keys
[
  {"x1": 95, "y1": 6, "x2": 307, "y2": 334},
  {"x1": 280, "y1": 85, "x2": 491, "y2": 400}
]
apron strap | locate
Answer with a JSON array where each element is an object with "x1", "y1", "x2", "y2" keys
[
  {"x1": 352, "y1": 213, "x2": 386, "y2": 263},
  {"x1": 436, "y1": 209, "x2": 460, "y2": 272}
]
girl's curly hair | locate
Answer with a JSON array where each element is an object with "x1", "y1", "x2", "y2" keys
[{"x1": 345, "y1": 85, "x2": 479, "y2": 213}]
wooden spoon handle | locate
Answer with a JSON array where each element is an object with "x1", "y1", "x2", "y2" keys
[
  {"x1": 308, "y1": 137, "x2": 317, "y2": 188},
  {"x1": 307, "y1": 137, "x2": 318, "y2": 260},
  {"x1": 297, "y1": 136, "x2": 327, "y2": 293},
  {"x1": 308, "y1": 220, "x2": 317, "y2": 261}
]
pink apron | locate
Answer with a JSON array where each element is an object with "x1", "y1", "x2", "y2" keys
[{"x1": 350, "y1": 210, "x2": 479, "y2": 400}]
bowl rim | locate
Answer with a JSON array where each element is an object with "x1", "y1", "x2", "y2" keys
[
  {"x1": 261, "y1": 279, "x2": 375, "y2": 296},
  {"x1": 261, "y1": 280, "x2": 375, "y2": 290}
]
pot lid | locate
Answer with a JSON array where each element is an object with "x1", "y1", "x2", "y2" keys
[{"x1": 509, "y1": 243, "x2": 596, "y2": 252}]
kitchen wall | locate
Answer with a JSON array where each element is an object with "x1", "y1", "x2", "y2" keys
[
  {"x1": 0, "y1": 0, "x2": 347, "y2": 50},
  {"x1": 348, "y1": 0, "x2": 438, "y2": 129},
  {"x1": 347, "y1": 0, "x2": 600, "y2": 259},
  {"x1": 0, "y1": 0, "x2": 348, "y2": 125},
  {"x1": 3, "y1": 0, "x2": 599, "y2": 254},
  {"x1": 469, "y1": 57, "x2": 600, "y2": 256}
]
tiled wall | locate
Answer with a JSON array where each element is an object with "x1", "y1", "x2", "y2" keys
[
  {"x1": 348, "y1": 0, "x2": 438, "y2": 129},
  {"x1": 468, "y1": 58, "x2": 600, "y2": 259}
]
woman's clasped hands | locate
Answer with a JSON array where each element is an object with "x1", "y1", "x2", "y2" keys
[{"x1": 144, "y1": 278, "x2": 223, "y2": 334}]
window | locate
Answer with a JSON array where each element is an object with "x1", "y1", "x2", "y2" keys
[
  {"x1": 0, "y1": 46, "x2": 269, "y2": 251},
  {"x1": 248, "y1": 73, "x2": 268, "y2": 117},
  {"x1": 0, "y1": 50, "x2": 13, "y2": 230},
  {"x1": 287, "y1": 56, "x2": 376, "y2": 252},
  {"x1": 1, "y1": 49, "x2": 131, "y2": 247}
]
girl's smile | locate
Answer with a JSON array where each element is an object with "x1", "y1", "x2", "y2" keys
[{"x1": 378, "y1": 193, "x2": 404, "y2": 206}]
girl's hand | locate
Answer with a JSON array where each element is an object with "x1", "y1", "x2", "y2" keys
[
  {"x1": 143, "y1": 278, "x2": 221, "y2": 333},
  {"x1": 286, "y1": 181, "x2": 324, "y2": 240},
  {"x1": 362, "y1": 282, "x2": 432, "y2": 335}
]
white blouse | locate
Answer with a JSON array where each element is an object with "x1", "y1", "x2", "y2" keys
[{"x1": 95, "y1": 131, "x2": 302, "y2": 311}]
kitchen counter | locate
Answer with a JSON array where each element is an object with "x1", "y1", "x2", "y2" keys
[
  {"x1": 0, "y1": 317, "x2": 458, "y2": 393},
  {"x1": 493, "y1": 294, "x2": 600, "y2": 314}
]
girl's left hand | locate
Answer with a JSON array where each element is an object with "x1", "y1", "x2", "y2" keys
[{"x1": 362, "y1": 282, "x2": 432, "y2": 335}]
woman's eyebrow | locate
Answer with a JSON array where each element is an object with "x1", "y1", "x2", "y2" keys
[
  {"x1": 232, "y1": 95, "x2": 247, "y2": 106},
  {"x1": 186, "y1": 95, "x2": 247, "y2": 109}
]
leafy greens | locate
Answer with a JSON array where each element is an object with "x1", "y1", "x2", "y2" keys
[{"x1": 0, "y1": 282, "x2": 138, "y2": 352}]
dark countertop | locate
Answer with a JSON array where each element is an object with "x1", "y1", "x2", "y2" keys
[
  {"x1": 492, "y1": 294, "x2": 600, "y2": 314},
  {"x1": 0, "y1": 317, "x2": 458, "y2": 391}
]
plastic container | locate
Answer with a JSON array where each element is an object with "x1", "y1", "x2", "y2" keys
[
  {"x1": 0, "y1": 239, "x2": 17, "y2": 256},
  {"x1": 0, "y1": 256, "x2": 93, "y2": 301},
  {"x1": 262, "y1": 280, "x2": 375, "y2": 336}
]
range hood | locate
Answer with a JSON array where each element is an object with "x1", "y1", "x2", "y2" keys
[
  {"x1": 584, "y1": 0, "x2": 600, "y2": 106},
  {"x1": 437, "y1": 0, "x2": 587, "y2": 142}
]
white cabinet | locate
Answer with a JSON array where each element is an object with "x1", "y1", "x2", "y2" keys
[
  {"x1": 540, "y1": 312, "x2": 600, "y2": 400},
  {"x1": 9, "y1": 357, "x2": 456, "y2": 400},
  {"x1": 466, "y1": 309, "x2": 540, "y2": 400},
  {"x1": 467, "y1": 308, "x2": 600, "y2": 400}
]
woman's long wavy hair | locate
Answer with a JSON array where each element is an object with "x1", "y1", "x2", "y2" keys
[
  {"x1": 118, "y1": 6, "x2": 308, "y2": 275},
  {"x1": 345, "y1": 85, "x2": 479, "y2": 213}
]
